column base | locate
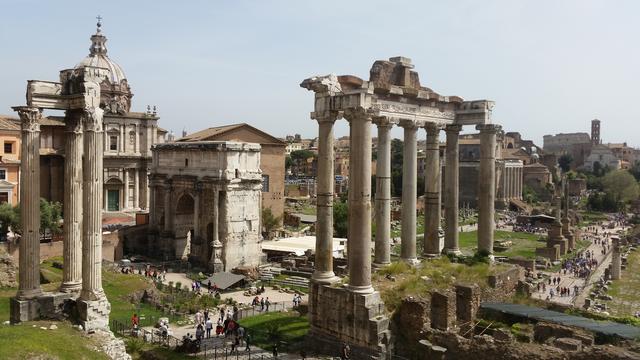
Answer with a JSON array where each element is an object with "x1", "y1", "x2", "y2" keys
[
  {"x1": 311, "y1": 271, "x2": 340, "y2": 285},
  {"x1": 401, "y1": 257, "x2": 421, "y2": 266},
  {"x1": 60, "y1": 281, "x2": 82, "y2": 294},
  {"x1": 347, "y1": 284, "x2": 375, "y2": 294},
  {"x1": 16, "y1": 288, "x2": 43, "y2": 300},
  {"x1": 10, "y1": 297, "x2": 39, "y2": 323},
  {"x1": 443, "y1": 248, "x2": 462, "y2": 256},
  {"x1": 78, "y1": 297, "x2": 111, "y2": 332},
  {"x1": 372, "y1": 261, "x2": 391, "y2": 269},
  {"x1": 422, "y1": 252, "x2": 441, "y2": 259}
]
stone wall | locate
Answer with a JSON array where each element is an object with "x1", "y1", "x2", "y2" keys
[
  {"x1": 487, "y1": 267, "x2": 522, "y2": 291},
  {"x1": 308, "y1": 283, "x2": 390, "y2": 358},
  {"x1": 431, "y1": 290, "x2": 456, "y2": 331}
]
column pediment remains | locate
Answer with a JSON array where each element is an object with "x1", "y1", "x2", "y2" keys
[{"x1": 301, "y1": 56, "x2": 494, "y2": 127}]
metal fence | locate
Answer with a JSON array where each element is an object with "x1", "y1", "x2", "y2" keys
[{"x1": 111, "y1": 319, "x2": 183, "y2": 349}]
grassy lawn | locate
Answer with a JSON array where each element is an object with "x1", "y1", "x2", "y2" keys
[
  {"x1": 603, "y1": 249, "x2": 640, "y2": 316},
  {"x1": 459, "y1": 230, "x2": 544, "y2": 259},
  {"x1": 238, "y1": 312, "x2": 309, "y2": 352},
  {"x1": 0, "y1": 321, "x2": 109, "y2": 360}
]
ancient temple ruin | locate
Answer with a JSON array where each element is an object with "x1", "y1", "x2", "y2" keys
[
  {"x1": 301, "y1": 57, "x2": 499, "y2": 356},
  {"x1": 147, "y1": 141, "x2": 263, "y2": 270},
  {"x1": 9, "y1": 21, "x2": 117, "y2": 330}
]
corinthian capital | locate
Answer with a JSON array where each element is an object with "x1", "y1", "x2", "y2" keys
[
  {"x1": 343, "y1": 107, "x2": 371, "y2": 123},
  {"x1": 12, "y1": 106, "x2": 42, "y2": 133},
  {"x1": 311, "y1": 110, "x2": 341, "y2": 123},
  {"x1": 82, "y1": 106, "x2": 104, "y2": 132}
]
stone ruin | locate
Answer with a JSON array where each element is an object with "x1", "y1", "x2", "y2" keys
[{"x1": 301, "y1": 56, "x2": 498, "y2": 358}]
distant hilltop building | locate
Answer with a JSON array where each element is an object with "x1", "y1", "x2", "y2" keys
[{"x1": 591, "y1": 119, "x2": 601, "y2": 145}]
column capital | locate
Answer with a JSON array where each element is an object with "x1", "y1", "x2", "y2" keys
[
  {"x1": 423, "y1": 122, "x2": 443, "y2": 133},
  {"x1": 445, "y1": 124, "x2": 463, "y2": 134},
  {"x1": 311, "y1": 110, "x2": 341, "y2": 123},
  {"x1": 343, "y1": 106, "x2": 371, "y2": 122},
  {"x1": 65, "y1": 111, "x2": 84, "y2": 134},
  {"x1": 372, "y1": 116, "x2": 397, "y2": 128},
  {"x1": 13, "y1": 106, "x2": 42, "y2": 132},
  {"x1": 476, "y1": 123, "x2": 502, "y2": 134},
  {"x1": 82, "y1": 107, "x2": 104, "y2": 133},
  {"x1": 398, "y1": 119, "x2": 423, "y2": 129}
]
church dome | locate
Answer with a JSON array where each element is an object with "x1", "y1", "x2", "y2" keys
[{"x1": 75, "y1": 19, "x2": 127, "y2": 84}]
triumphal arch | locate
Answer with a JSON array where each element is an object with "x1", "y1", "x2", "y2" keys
[
  {"x1": 10, "y1": 46, "x2": 112, "y2": 331},
  {"x1": 301, "y1": 57, "x2": 499, "y2": 356}
]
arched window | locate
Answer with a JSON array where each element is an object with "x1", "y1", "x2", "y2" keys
[{"x1": 176, "y1": 194, "x2": 195, "y2": 215}]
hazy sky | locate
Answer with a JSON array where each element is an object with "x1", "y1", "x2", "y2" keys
[{"x1": 1, "y1": 0, "x2": 639, "y2": 146}]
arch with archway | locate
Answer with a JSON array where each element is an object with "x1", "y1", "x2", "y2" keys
[{"x1": 174, "y1": 192, "x2": 195, "y2": 260}]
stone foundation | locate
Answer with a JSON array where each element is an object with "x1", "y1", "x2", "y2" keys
[
  {"x1": 431, "y1": 290, "x2": 456, "y2": 331},
  {"x1": 78, "y1": 297, "x2": 111, "y2": 331},
  {"x1": 536, "y1": 245, "x2": 560, "y2": 261},
  {"x1": 10, "y1": 297, "x2": 40, "y2": 323},
  {"x1": 308, "y1": 282, "x2": 391, "y2": 358}
]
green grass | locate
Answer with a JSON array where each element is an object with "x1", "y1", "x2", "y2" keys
[
  {"x1": 579, "y1": 211, "x2": 608, "y2": 226},
  {"x1": 0, "y1": 321, "x2": 109, "y2": 360},
  {"x1": 238, "y1": 312, "x2": 309, "y2": 352},
  {"x1": 603, "y1": 248, "x2": 640, "y2": 316},
  {"x1": 459, "y1": 230, "x2": 544, "y2": 259}
]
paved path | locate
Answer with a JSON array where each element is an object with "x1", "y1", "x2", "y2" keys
[{"x1": 531, "y1": 218, "x2": 627, "y2": 307}]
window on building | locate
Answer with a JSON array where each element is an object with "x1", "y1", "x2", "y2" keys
[
  {"x1": 185, "y1": 158, "x2": 189, "y2": 167},
  {"x1": 109, "y1": 136, "x2": 118, "y2": 151},
  {"x1": 262, "y1": 175, "x2": 270, "y2": 192},
  {"x1": 0, "y1": 169, "x2": 6, "y2": 180},
  {"x1": 0, "y1": 193, "x2": 8, "y2": 204},
  {"x1": 3, "y1": 142, "x2": 13, "y2": 154}
]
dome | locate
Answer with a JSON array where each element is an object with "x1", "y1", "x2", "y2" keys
[{"x1": 75, "y1": 20, "x2": 127, "y2": 85}]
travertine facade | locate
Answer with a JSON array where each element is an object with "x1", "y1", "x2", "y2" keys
[
  {"x1": 148, "y1": 141, "x2": 263, "y2": 271},
  {"x1": 301, "y1": 56, "x2": 497, "y2": 357}
]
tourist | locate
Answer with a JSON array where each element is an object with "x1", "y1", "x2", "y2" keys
[
  {"x1": 237, "y1": 326, "x2": 245, "y2": 346},
  {"x1": 216, "y1": 319, "x2": 224, "y2": 337},
  {"x1": 245, "y1": 333, "x2": 251, "y2": 351},
  {"x1": 195, "y1": 310, "x2": 204, "y2": 326},
  {"x1": 195, "y1": 324, "x2": 204, "y2": 342},
  {"x1": 205, "y1": 317, "x2": 213, "y2": 338},
  {"x1": 341, "y1": 343, "x2": 351, "y2": 359},
  {"x1": 272, "y1": 343, "x2": 279, "y2": 358},
  {"x1": 131, "y1": 313, "x2": 139, "y2": 328},
  {"x1": 266, "y1": 297, "x2": 271, "y2": 312},
  {"x1": 204, "y1": 309, "x2": 209, "y2": 321},
  {"x1": 260, "y1": 297, "x2": 265, "y2": 311}
]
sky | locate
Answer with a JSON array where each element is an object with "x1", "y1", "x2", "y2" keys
[{"x1": 1, "y1": 0, "x2": 639, "y2": 147}]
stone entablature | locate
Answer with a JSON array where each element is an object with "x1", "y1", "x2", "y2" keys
[{"x1": 149, "y1": 141, "x2": 263, "y2": 271}]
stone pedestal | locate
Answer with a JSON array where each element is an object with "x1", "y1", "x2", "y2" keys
[
  {"x1": 10, "y1": 298, "x2": 39, "y2": 323},
  {"x1": 611, "y1": 239, "x2": 621, "y2": 281},
  {"x1": 536, "y1": 245, "x2": 561, "y2": 261},
  {"x1": 308, "y1": 283, "x2": 390, "y2": 358},
  {"x1": 548, "y1": 223, "x2": 568, "y2": 255},
  {"x1": 562, "y1": 218, "x2": 575, "y2": 251}
]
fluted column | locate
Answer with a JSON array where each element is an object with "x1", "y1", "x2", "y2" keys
[
  {"x1": 611, "y1": 238, "x2": 621, "y2": 280},
  {"x1": 312, "y1": 112, "x2": 340, "y2": 284},
  {"x1": 345, "y1": 108, "x2": 373, "y2": 293},
  {"x1": 444, "y1": 124, "x2": 462, "y2": 255},
  {"x1": 477, "y1": 124, "x2": 500, "y2": 256},
  {"x1": 13, "y1": 106, "x2": 42, "y2": 299},
  {"x1": 373, "y1": 117, "x2": 393, "y2": 267},
  {"x1": 134, "y1": 169, "x2": 139, "y2": 209},
  {"x1": 80, "y1": 107, "x2": 106, "y2": 301},
  {"x1": 61, "y1": 111, "x2": 83, "y2": 293},
  {"x1": 123, "y1": 169, "x2": 129, "y2": 210},
  {"x1": 163, "y1": 181, "x2": 173, "y2": 234},
  {"x1": 423, "y1": 123, "x2": 441, "y2": 257},
  {"x1": 399, "y1": 119, "x2": 419, "y2": 264}
]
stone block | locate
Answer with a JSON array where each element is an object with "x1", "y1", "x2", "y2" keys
[
  {"x1": 10, "y1": 297, "x2": 39, "y2": 323},
  {"x1": 38, "y1": 292, "x2": 74, "y2": 320},
  {"x1": 553, "y1": 337, "x2": 582, "y2": 351},
  {"x1": 430, "y1": 290, "x2": 455, "y2": 331},
  {"x1": 78, "y1": 298, "x2": 111, "y2": 331},
  {"x1": 455, "y1": 284, "x2": 480, "y2": 323},
  {"x1": 536, "y1": 245, "x2": 560, "y2": 261}
]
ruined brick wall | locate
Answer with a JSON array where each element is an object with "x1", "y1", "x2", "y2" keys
[
  {"x1": 487, "y1": 267, "x2": 522, "y2": 291},
  {"x1": 430, "y1": 290, "x2": 456, "y2": 331}
]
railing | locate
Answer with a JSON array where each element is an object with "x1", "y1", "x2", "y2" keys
[{"x1": 111, "y1": 319, "x2": 183, "y2": 349}]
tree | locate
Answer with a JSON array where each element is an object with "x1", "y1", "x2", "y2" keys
[
  {"x1": 333, "y1": 200, "x2": 348, "y2": 238},
  {"x1": 40, "y1": 199, "x2": 63, "y2": 235},
  {"x1": 289, "y1": 150, "x2": 315, "y2": 162},
  {"x1": 285, "y1": 156, "x2": 293, "y2": 170},
  {"x1": 262, "y1": 207, "x2": 281, "y2": 235},
  {"x1": 630, "y1": 161, "x2": 640, "y2": 181},
  {"x1": 558, "y1": 154, "x2": 573, "y2": 173},
  {"x1": 602, "y1": 170, "x2": 639, "y2": 204},
  {"x1": 0, "y1": 203, "x2": 19, "y2": 239}
]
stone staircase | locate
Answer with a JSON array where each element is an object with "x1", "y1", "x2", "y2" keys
[
  {"x1": 258, "y1": 267, "x2": 309, "y2": 289},
  {"x1": 78, "y1": 298, "x2": 111, "y2": 331}
]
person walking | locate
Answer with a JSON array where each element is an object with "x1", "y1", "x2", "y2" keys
[
  {"x1": 266, "y1": 297, "x2": 271, "y2": 312},
  {"x1": 205, "y1": 317, "x2": 213, "y2": 338},
  {"x1": 245, "y1": 333, "x2": 251, "y2": 352}
]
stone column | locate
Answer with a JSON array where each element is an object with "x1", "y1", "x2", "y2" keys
[
  {"x1": 192, "y1": 186, "x2": 200, "y2": 258},
  {"x1": 345, "y1": 108, "x2": 373, "y2": 293},
  {"x1": 80, "y1": 107, "x2": 106, "y2": 302},
  {"x1": 61, "y1": 111, "x2": 83, "y2": 293},
  {"x1": 123, "y1": 169, "x2": 129, "y2": 210},
  {"x1": 209, "y1": 189, "x2": 223, "y2": 272},
  {"x1": 399, "y1": 119, "x2": 419, "y2": 264},
  {"x1": 149, "y1": 184, "x2": 157, "y2": 227},
  {"x1": 134, "y1": 169, "x2": 139, "y2": 210},
  {"x1": 477, "y1": 124, "x2": 500, "y2": 256},
  {"x1": 444, "y1": 125, "x2": 462, "y2": 255},
  {"x1": 373, "y1": 117, "x2": 393, "y2": 267},
  {"x1": 163, "y1": 181, "x2": 173, "y2": 233},
  {"x1": 120, "y1": 124, "x2": 125, "y2": 153},
  {"x1": 312, "y1": 112, "x2": 340, "y2": 284},
  {"x1": 423, "y1": 123, "x2": 441, "y2": 257},
  {"x1": 13, "y1": 107, "x2": 43, "y2": 299},
  {"x1": 611, "y1": 238, "x2": 621, "y2": 280}
]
